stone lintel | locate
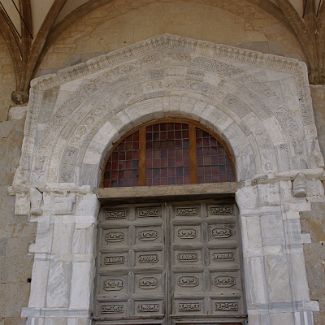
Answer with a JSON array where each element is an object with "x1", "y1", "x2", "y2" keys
[{"x1": 97, "y1": 182, "x2": 237, "y2": 203}]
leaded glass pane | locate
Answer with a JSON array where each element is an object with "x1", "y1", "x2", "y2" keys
[
  {"x1": 196, "y1": 128, "x2": 235, "y2": 183},
  {"x1": 103, "y1": 122, "x2": 235, "y2": 187},
  {"x1": 103, "y1": 131, "x2": 139, "y2": 187},
  {"x1": 145, "y1": 123, "x2": 190, "y2": 186}
]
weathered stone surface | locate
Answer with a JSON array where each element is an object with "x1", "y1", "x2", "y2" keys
[
  {"x1": 0, "y1": 183, "x2": 36, "y2": 324},
  {"x1": 12, "y1": 34, "x2": 321, "y2": 325},
  {"x1": 0, "y1": 121, "x2": 14, "y2": 138},
  {"x1": 301, "y1": 202, "x2": 325, "y2": 324},
  {"x1": 98, "y1": 183, "x2": 237, "y2": 201},
  {"x1": 3, "y1": 318, "x2": 26, "y2": 325},
  {"x1": 311, "y1": 85, "x2": 325, "y2": 159},
  {"x1": 8, "y1": 106, "x2": 27, "y2": 121},
  {"x1": 0, "y1": 35, "x2": 15, "y2": 121},
  {"x1": 0, "y1": 283, "x2": 30, "y2": 317},
  {"x1": 0, "y1": 119, "x2": 25, "y2": 186},
  {"x1": 0, "y1": 238, "x2": 7, "y2": 256},
  {"x1": 46, "y1": 260, "x2": 71, "y2": 308}
]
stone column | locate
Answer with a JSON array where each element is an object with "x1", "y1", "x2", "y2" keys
[
  {"x1": 237, "y1": 178, "x2": 320, "y2": 325},
  {"x1": 19, "y1": 185, "x2": 99, "y2": 325}
]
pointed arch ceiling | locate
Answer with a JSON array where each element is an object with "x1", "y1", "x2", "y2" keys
[{"x1": 0, "y1": 0, "x2": 324, "y2": 104}]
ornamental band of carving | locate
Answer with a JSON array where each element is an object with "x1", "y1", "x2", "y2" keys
[
  {"x1": 209, "y1": 206, "x2": 233, "y2": 215},
  {"x1": 103, "y1": 256, "x2": 125, "y2": 265},
  {"x1": 210, "y1": 226, "x2": 233, "y2": 239},
  {"x1": 175, "y1": 207, "x2": 198, "y2": 216},
  {"x1": 138, "y1": 254, "x2": 159, "y2": 264},
  {"x1": 178, "y1": 303, "x2": 201, "y2": 312},
  {"x1": 105, "y1": 231, "x2": 124, "y2": 243},
  {"x1": 103, "y1": 279, "x2": 124, "y2": 291},
  {"x1": 215, "y1": 302, "x2": 239, "y2": 312},
  {"x1": 138, "y1": 230, "x2": 159, "y2": 241},
  {"x1": 101, "y1": 305, "x2": 124, "y2": 314},
  {"x1": 177, "y1": 252, "x2": 198, "y2": 262},
  {"x1": 137, "y1": 207, "x2": 160, "y2": 217},
  {"x1": 177, "y1": 228, "x2": 197, "y2": 239},
  {"x1": 214, "y1": 276, "x2": 236, "y2": 288},
  {"x1": 137, "y1": 304, "x2": 160, "y2": 313},
  {"x1": 213, "y1": 252, "x2": 234, "y2": 261},
  {"x1": 177, "y1": 276, "x2": 199, "y2": 287},
  {"x1": 104, "y1": 209, "x2": 127, "y2": 220},
  {"x1": 139, "y1": 277, "x2": 159, "y2": 289}
]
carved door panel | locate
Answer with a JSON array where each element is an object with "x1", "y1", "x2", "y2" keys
[
  {"x1": 94, "y1": 200, "x2": 246, "y2": 325},
  {"x1": 94, "y1": 204, "x2": 166, "y2": 322},
  {"x1": 170, "y1": 202, "x2": 245, "y2": 323}
]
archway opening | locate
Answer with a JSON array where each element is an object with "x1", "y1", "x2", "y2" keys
[{"x1": 94, "y1": 118, "x2": 246, "y2": 325}]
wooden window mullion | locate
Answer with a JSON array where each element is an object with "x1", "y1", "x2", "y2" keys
[
  {"x1": 189, "y1": 124, "x2": 197, "y2": 184},
  {"x1": 138, "y1": 126, "x2": 146, "y2": 186}
]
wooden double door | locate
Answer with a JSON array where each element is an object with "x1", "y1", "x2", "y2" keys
[{"x1": 93, "y1": 199, "x2": 247, "y2": 325}]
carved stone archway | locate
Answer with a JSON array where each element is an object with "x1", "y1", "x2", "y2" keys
[{"x1": 12, "y1": 34, "x2": 323, "y2": 325}]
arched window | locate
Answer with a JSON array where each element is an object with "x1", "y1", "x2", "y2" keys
[{"x1": 103, "y1": 120, "x2": 235, "y2": 187}]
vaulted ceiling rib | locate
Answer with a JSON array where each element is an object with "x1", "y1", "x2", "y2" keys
[{"x1": 0, "y1": 0, "x2": 324, "y2": 105}]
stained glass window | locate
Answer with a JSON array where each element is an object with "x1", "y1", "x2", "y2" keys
[
  {"x1": 146, "y1": 123, "x2": 190, "y2": 186},
  {"x1": 196, "y1": 128, "x2": 235, "y2": 183},
  {"x1": 103, "y1": 131, "x2": 139, "y2": 187},
  {"x1": 103, "y1": 121, "x2": 235, "y2": 187}
]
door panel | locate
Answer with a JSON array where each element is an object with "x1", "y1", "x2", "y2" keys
[
  {"x1": 94, "y1": 200, "x2": 246, "y2": 325},
  {"x1": 170, "y1": 202, "x2": 244, "y2": 319},
  {"x1": 95, "y1": 204, "x2": 166, "y2": 321}
]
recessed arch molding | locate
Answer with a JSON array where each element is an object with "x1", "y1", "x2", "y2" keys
[{"x1": 12, "y1": 34, "x2": 323, "y2": 325}]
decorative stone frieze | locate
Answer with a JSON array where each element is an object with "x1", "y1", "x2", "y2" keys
[{"x1": 12, "y1": 34, "x2": 324, "y2": 325}]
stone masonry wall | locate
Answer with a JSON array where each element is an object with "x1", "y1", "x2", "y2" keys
[
  {"x1": 0, "y1": 32, "x2": 35, "y2": 325},
  {"x1": 0, "y1": 118, "x2": 36, "y2": 325},
  {"x1": 0, "y1": 1, "x2": 324, "y2": 324},
  {"x1": 301, "y1": 85, "x2": 325, "y2": 325},
  {"x1": 301, "y1": 203, "x2": 325, "y2": 325},
  {"x1": 0, "y1": 34, "x2": 15, "y2": 121}
]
